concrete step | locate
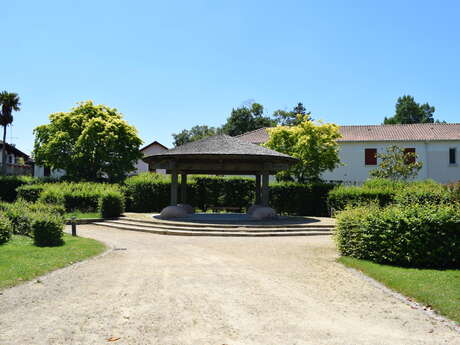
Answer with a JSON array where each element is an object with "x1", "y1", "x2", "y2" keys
[
  {"x1": 108, "y1": 219, "x2": 333, "y2": 233},
  {"x1": 119, "y1": 216, "x2": 335, "y2": 229},
  {"x1": 93, "y1": 222, "x2": 332, "y2": 237}
]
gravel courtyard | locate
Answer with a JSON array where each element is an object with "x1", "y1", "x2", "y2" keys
[{"x1": 0, "y1": 226, "x2": 458, "y2": 345}]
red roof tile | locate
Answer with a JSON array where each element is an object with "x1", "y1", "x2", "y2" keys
[{"x1": 236, "y1": 124, "x2": 460, "y2": 144}]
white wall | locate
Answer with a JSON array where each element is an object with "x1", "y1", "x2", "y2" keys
[
  {"x1": 133, "y1": 143, "x2": 167, "y2": 175},
  {"x1": 34, "y1": 165, "x2": 66, "y2": 179},
  {"x1": 321, "y1": 141, "x2": 460, "y2": 184}
]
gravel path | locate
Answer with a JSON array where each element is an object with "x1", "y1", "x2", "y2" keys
[{"x1": 0, "y1": 226, "x2": 458, "y2": 345}]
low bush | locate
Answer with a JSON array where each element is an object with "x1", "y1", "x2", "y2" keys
[
  {"x1": 124, "y1": 173, "x2": 171, "y2": 212},
  {"x1": 328, "y1": 185, "x2": 395, "y2": 213},
  {"x1": 17, "y1": 184, "x2": 45, "y2": 202},
  {"x1": 0, "y1": 215, "x2": 12, "y2": 245},
  {"x1": 0, "y1": 176, "x2": 36, "y2": 202},
  {"x1": 99, "y1": 191, "x2": 125, "y2": 218},
  {"x1": 335, "y1": 203, "x2": 460, "y2": 268},
  {"x1": 32, "y1": 213, "x2": 64, "y2": 247}
]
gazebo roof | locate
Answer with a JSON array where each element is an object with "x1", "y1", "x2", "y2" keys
[{"x1": 143, "y1": 135, "x2": 297, "y2": 175}]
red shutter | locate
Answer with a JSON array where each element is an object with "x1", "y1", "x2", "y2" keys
[
  {"x1": 365, "y1": 148, "x2": 377, "y2": 165},
  {"x1": 404, "y1": 148, "x2": 416, "y2": 164}
]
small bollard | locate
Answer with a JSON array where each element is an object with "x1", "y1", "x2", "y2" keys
[{"x1": 71, "y1": 216, "x2": 77, "y2": 236}]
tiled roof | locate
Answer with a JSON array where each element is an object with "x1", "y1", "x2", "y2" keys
[{"x1": 236, "y1": 124, "x2": 460, "y2": 143}]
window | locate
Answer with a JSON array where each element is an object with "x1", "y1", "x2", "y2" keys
[
  {"x1": 365, "y1": 148, "x2": 377, "y2": 165},
  {"x1": 449, "y1": 148, "x2": 457, "y2": 165},
  {"x1": 404, "y1": 148, "x2": 416, "y2": 164},
  {"x1": 8, "y1": 155, "x2": 14, "y2": 164}
]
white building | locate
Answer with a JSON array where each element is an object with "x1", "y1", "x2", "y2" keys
[
  {"x1": 132, "y1": 140, "x2": 168, "y2": 175},
  {"x1": 0, "y1": 141, "x2": 33, "y2": 176},
  {"x1": 237, "y1": 123, "x2": 460, "y2": 184}
]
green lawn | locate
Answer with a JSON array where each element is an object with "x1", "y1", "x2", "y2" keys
[
  {"x1": 0, "y1": 234, "x2": 106, "y2": 289},
  {"x1": 65, "y1": 211, "x2": 101, "y2": 219},
  {"x1": 339, "y1": 257, "x2": 460, "y2": 324}
]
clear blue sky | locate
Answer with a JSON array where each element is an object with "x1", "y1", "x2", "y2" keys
[{"x1": 4, "y1": 0, "x2": 460, "y2": 153}]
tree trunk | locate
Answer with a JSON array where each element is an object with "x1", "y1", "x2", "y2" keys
[{"x1": 1, "y1": 125, "x2": 7, "y2": 175}]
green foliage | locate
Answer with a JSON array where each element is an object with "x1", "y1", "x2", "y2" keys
[
  {"x1": 222, "y1": 102, "x2": 276, "y2": 136},
  {"x1": 33, "y1": 100, "x2": 143, "y2": 182},
  {"x1": 265, "y1": 115, "x2": 341, "y2": 183},
  {"x1": 370, "y1": 145, "x2": 423, "y2": 180},
  {"x1": 124, "y1": 173, "x2": 333, "y2": 216},
  {"x1": 270, "y1": 182, "x2": 335, "y2": 216},
  {"x1": 335, "y1": 203, "x2": 460, "y2": 268},
  {"x1": 328, "y1": 185, "x2": 396, "y2": 213},
  {"x1": 99, "y1": 191, "x2": 125, "y2": 218},
  {"x1": 172, "y1": 125, "x2": 221, "y2": 147},
  {"x1": 0, "y1": 91, "x2": 21, "y2": 175},
  {"x1": 17, "y1": 184, "x2": 45, "y2": 202},
  {"x1": 0, "y1": 175, "x2": 36, "y2": 202},
  {"x1": 273, "y1": 102, "x2": 310, "y2": 126},
  {"x1": 32, "y1": 213, "x2": 64, "y2": 247},
  {"x1": 0, "y1": 215, "x2": 12, "y2": 245},
  {"x1": 384, "y1": 95, "x2": 438, "y2": 124},
  {"x1": 124, "y1": 173, "x2": 171, "y2": 212}
]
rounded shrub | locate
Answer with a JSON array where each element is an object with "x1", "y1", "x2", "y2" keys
[
  {"x1": 335, "y1": 203, "x2": 460, "y2": 268},
  {"x1": 16, "y1": 184, "x2": 45, "y2": 202},
  {"x1": 0, "y1": 215, "x2": 12, "y2": 245},
  {"x1": 99, "y1": 191, "x2": 125, "y2": 218},
  {"x1": 32, "y1": 213, "x2": 64, "y2": 247}
]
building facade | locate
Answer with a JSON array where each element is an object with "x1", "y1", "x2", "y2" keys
[
  {"x1": 132, "y1": 140, "x2": 168, "y2": 175},
  {"x1": 237, "y1": 124, "x2": 460, "y2": 184}
]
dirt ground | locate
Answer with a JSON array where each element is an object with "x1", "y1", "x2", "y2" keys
[{"x1": 0, "y1": 226, "x2": 458, "y2": 345}]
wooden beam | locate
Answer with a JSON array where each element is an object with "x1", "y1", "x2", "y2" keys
[
  {"x1": 255, "y1": 174, "x2": 261, "y2": 204},
  {"x1": 261, "y1": 173, "x2": 269, "y2": 206},
  {"x1": 180, "y1": 173, "x2": 187, "y2": 204},
  {"x1": 171, "y1": 169, "x2": 178, "y2": 206}
]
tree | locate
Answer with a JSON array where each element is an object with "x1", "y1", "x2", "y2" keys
[
  {"x1": 273, "y1": 102, "x2": 311, "y2": 126},
  {"x1": 172, "y1": 125, "x2": 221, "y2": 147},
  {"x1": 33, "y1": 101, "x2": 142, "y2": 182},
  {"x1": 384, "y1": 95, "x2": 439, "y2": 124},
  {"x1": 265, "y1": 114, "x2": 341, "y2": 183},
  {"x1": 369, "y1": 145, "x2": 422, "y2": 180},
  {"x1": 0, "y1": 91, "x2": 21, "y2": 174},
  {"x1": 222, "y1": 102, "x2": 276, "y2": 136}
]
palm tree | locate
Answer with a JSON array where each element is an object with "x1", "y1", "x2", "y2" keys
[{"x1": 0, "y1": 91, "x2": 21, "y2": 174}]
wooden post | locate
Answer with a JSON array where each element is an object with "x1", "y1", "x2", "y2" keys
[
  {"x1": 171, "y1": 169, "x2": 178, "y2": 206},
  {"x1": 181, "y1": 174, "x2": 187, "y2": 203},
  {"x1": 255, "y1": 174, "x2": 261, "y2": 204},
  {"x1": 261, "y1": 173, "x2": 269, "y2": 206},
  {"x1": 71, "y1": 216, "x2": 77, "y2": 236}
]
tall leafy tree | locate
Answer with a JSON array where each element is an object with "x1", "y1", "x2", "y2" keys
[
  {"x1": 34, "y1": 101, "x2": 142, "y2": 182},
  {"x1": 222, "y1": 102, "x2": 276, "y2": 136},
  {"x1": 273, "y1": 102, "x2": 311, "y2": 126},
  {"x1": 0, "y1": 91, "x2": 21, "y2": 174},
  {"x1": 172, "y1": 125, "x2": 221, "y2": 147},
  {"x1": 265, "y1": 114, "x2": 341, "y2": 183},
  {"x1": 384, "y1": 95, "x2": 439, "y2": 124}
]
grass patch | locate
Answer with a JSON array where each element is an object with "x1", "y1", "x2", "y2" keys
[
  {"x1": 65, "y1": 211, "x2": 101, "y2": 219},
  {"x1": 0, "y1": 234, "x2": 105, "y2": 289},
  {"x1": 339, "y1": 257, "x2": 460, "y2": 324}
]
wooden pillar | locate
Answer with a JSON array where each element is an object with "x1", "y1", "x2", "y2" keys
[
  {"x1": 171, "y1": 169, "x2": 178, "y2": 206},
  {"x1": 261, "y1": 173, "x2": 269, "y2": 206},
  {"x1": 255, "y1": 174, "x2": 261, "y2": 204},
  {"x1": 180, "y1": 173, "x2": 187, "y2": 203}
]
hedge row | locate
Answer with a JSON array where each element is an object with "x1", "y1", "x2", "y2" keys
[
  {"x1": 0, "y1": 201, "x2": 65, "y2": 246},
  {"x1": 328, "y1": 178, "x2": 454, "y2": 213},
  {"x1": 123, "y1": 173, "x2": 335, "y2": 216},
  {"x1": 16, "y1": 182, "x2": 125, "y2": 217},
  {"x1": 0, "y1": 176, "x2": 37, "y2": 202},
  {"x1": 335, "y1": 203, "x2": 460, "y2": 268}
]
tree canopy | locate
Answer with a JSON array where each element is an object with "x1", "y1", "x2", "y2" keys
[
  {"x1": 33, "y1": 101, "x2": 142, "y2": 182},
  {"x1": 172, "y1": 125, "x2": 221, "y2": 147},
  {"x1": 273, "y1": 102, "x2": 310, "y2": 126},
  {"x1": 264, "y1": 114, "x2": 341, "y2": 183},
  {"x1": 370, "y1": 145, "x2": 423, "y2": 180},
  {"x1": 0, "y1": 91, "x2": 21, "y2": 174},
  {"x1": 222, "y1": 102, "x2": 276, "y2": 136},
  {"x1": 383, "y1": 95, "x2": 440, "y2": 124}
]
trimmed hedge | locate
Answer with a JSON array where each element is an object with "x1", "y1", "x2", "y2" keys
[
  {"x1": 0, "y1": 176, "x2": 36, "y2": 202},
  {"x1": 17, "y1": 184, "x2": 45, "y2": 202},
  {"x1": 335, "y1": 203, "x2": 460, "y2": 268},
  {"x1": 32, "y1": 213, "x2": 64, "y2": 247},
  {"x1": 99, "y1": 191, "x2": 125, "y2": 218},
  {"x1": 124, "y1": 173, "x2": 334, "y2": 216},
  {"x1": 0, "y1": 215, "x2": 12, "y2": 245}
]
